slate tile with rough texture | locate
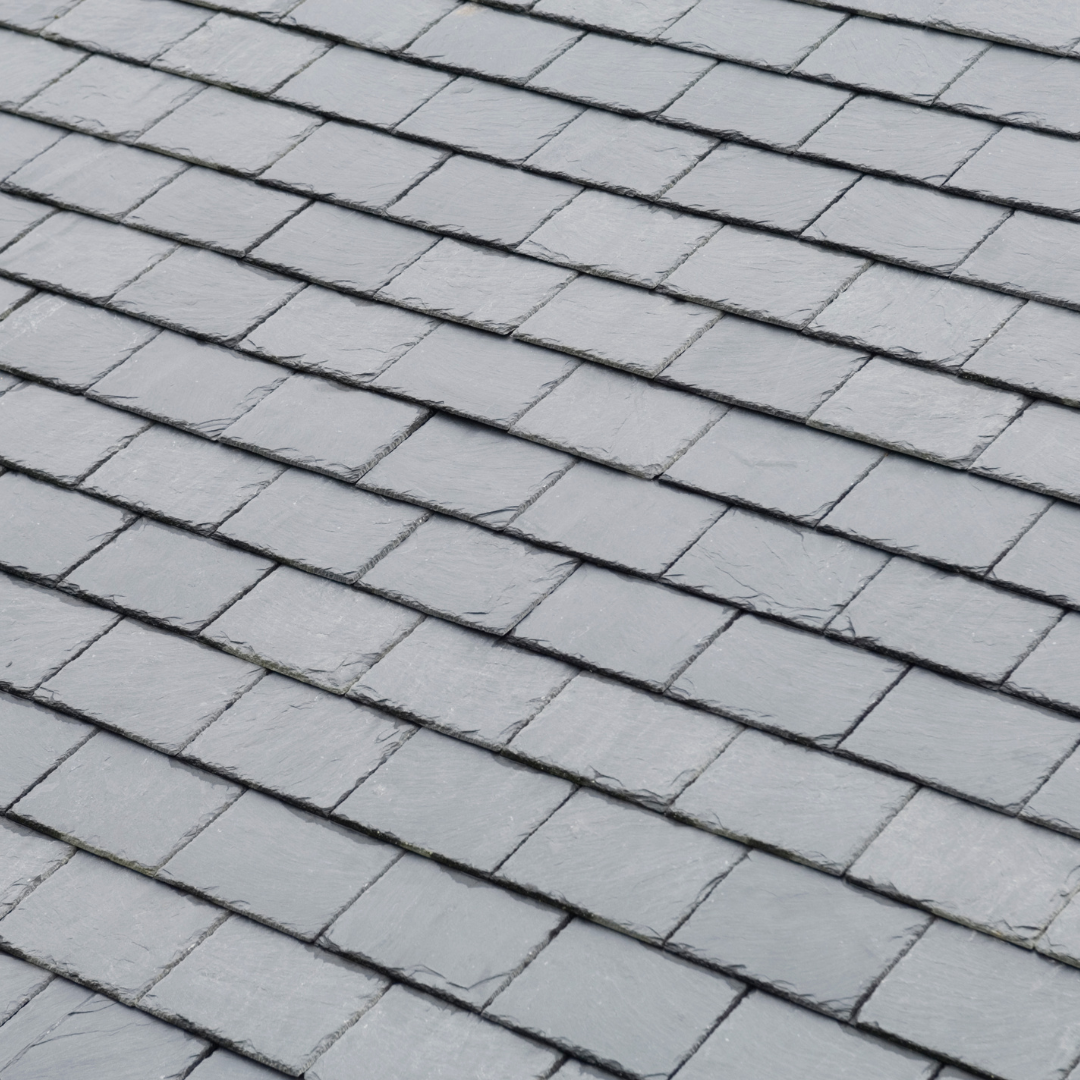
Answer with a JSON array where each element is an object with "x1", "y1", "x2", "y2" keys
[
  {"x1": 41, "y1": 0, "x2": 214, "y2": 62},
  {"x1": 1024, "y1": 747, "x2": 1080, "y2": 837},
  {"x1": 0, "y1": 818, "x2": 71, "y2": 919},
  {"x1": 974, "y1": 401, "x2": 1080, "y2": 502},
  {"x1": 0, "y1": 114, "x2": 66, "y2": 181},
  {"x1": 284, "y1": 0, "x2": 459, "y2": 51},
  {"x1": 0, "y1": 29, "x2": 84, "y2": 109},
  {"x1": 532, "y1": 0, "x2": 695, "y2": 38},
  {"x1": 0, "y1": 951, "x2": 52, "y2": 1026},
  {"x1": 992, "y1": 502, "x2": 1080, "y2": 606},
  {"x1": 1006, "y1": 612, "x2": 1080, "y2": 713},
  {"x1": 189, "y1": 1049, "x2": 286, "y2": 1079}
]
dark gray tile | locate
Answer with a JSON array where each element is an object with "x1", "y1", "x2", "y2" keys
[
  {"x1": 408, "y1": 3, "x2": 582, "y2": 82},
  {"x1": 664, "y1": 143, "x2": 858, "y2": 232},
  {"x1": 974, "y1": 401, "x2": 1080, "y2": 502},
  {"x1": 851, "y1": 787, "x2": 1080, "y2": 944},
  {"x1": 500, "y1": 787, "x2": 743, "y2": 941},
  {"x1": 308, "y1": 983, "x2": 559, "y2": 1080},
  {"x1": 510, "y1": 460, "x2": 723, "y2": 575},
  {"x1": 0, "y1": 212, "x2": 175, "y2": 304},
  {"x1": 0, "y1": 292, "x2": 159, "y2": 390},
  {"x1": 284, "y1": 0, "x2": 458, "y2": 51},
  {"x1": 801, "y1": 96, "x2": 997, "y2": 185},
  {"x1": 38, "y1": 618, "x2": 263, "y2": 752},
  {"x1": 336, "y1": 727, "x2": 573, "y2": 871},
  {"x1": 660, "y1": 315, "x2": 868, "y2": 419},
  {"x1": 360, "y1": 515, "x2": 577, "y2": 635},
  {"x1": 662, "y1": 225, "x2": 867, "y2": 328},
  {"x1": 396, "y1": 76, "x2": 583, "y2": 164},
  {"x1": 0, "y1": 851, "x2": 223, "y2": 1002},
  {"x1": 1006, "y1": 611, "x2": 1080, "y2": 713},
  {"x1": 795, "y1": 17, "x2": 987, "y2": 102},
  {"x1": 0, "y1": 979, "x2": 92, "y2": 1073},
  {"x1": 6, "y1": 132, "x2": 186, "y2": 220},
  {"x1": 0, "y1": 472, "x2": 132, "y2": 581},
  {"x1": 676, "y1": 727, "x2": 914, "y2": 872},
  {"x1": 360, "y1": 413, "x2": 573, "y2": 527},
  {"x1": 532, "y1": 0, "x2": 695, "y2": 37},
  {"x1": 325, "y1": 852, "x2": 562, "y2": 1006},
  {"x1": 1024, "y1": 747, "x2": 1080, "y2": 837},
  {"x1": 0, "y1": 29, "x2": 84, "y2": 108},
  {"x1": 64, "y1": 518, "x2": 272, "y2": 631},
  {"x1": 809, "y1": 263, "x2": 1023, "y2": 369},
  {"x1": 89, "y1": 330, "x2": 288, "y2": 437},
  {"x1": 160, "y1": 789, "x2": 397, "y2": 940},
  {"x1": 859, "y1": 920, "x2": 1080, "y2": 1080},
  {"x1": 379, "y1": 237, "x2": 576, "y2": 334},
  {"x1": 822, "y1": 453, "x2": 1049, "y2": 574},
  {"x1": 0, "y1": 572, "x2": 118, "y2": 693},
  {"x1": 488, "y1": 918, "x2": 742, "y2": 1079},
  {"x1": 831, "y1": 556, "x2": 1060, "y2": 683},
  {"x1": 511, "y1": 563, "x2": 735, "y2": 690},
  {"x1": 390, "y1": 155, "x2": 581, "y2": 247},
  {"x1": 804, "y1": 176, "x2": 1007, "y2": 273},
  {"x1": 670, "y1": 613, "x2": 905, "y2": 746},
  {"x1": 42, "y1": 0, "x2": 214, "y2": 62},
  {"x1": 0, "y1": 114, "x2": 66, "y2": 181},
  {"x1": 111, "y1": 246, "x2": 303, "y2": 343},
  {"x1": 0, "y1": 952, "x2": 52, "y2": 1026},
  {"x1": 143, "y1": 916, "x2": 386, "y2": 1075},
  {"x1": 0, "y1": 817, "x2": 71, "y2": 919},
  {"x1": 662, "y1": 62, "x2": 851, "y2": 150},
  {"x1": 680, "y1": 991, "x2": 936, "y2": 1080},
  {"x1": 186, "y1": 672, "x2": 413, "y2": 812},
  {"x1": 841, "y1": 667, "x2": 1080, "y2": 812},
  {"x1": 22, "y1": 54, "x2": 200, "y2": 140},
  {"x1": 203, "y1": 565, "x2": 421, "y2": 692},
  {"x1": 369, "y1": 321, "x2": 577, "y2": 428},
  {"x1": 11, "y1": 728, "x2": 238, "y2": 869},
  {"x1": 660, "y1": 0, "x2": 846, "y2": 69},
  {"x1": 273, "y1": 44, "x2": 452, "y2": 127},
  {"x1": 156, "y1": 13, "x2": 328, "y2": 94},
  {"x1": 125, "y1": 167, "x2": 308, "y2": 257},
  {"x1": 666, "y1": 507, "x2": 888, "y2": 629},
  {"x1": 525, "y1": 108, "x2": 715, "y2": 198},
  {"x1": 664, "y1": 407, "x2": 883, "y2": 523},
  {"x1": 992, "y1": 502, "x2": 1080, "y2": 606},
  {"x1": 672, "y1": 850, "x2": 929, "y2": 1019},
  {"x1": 240, "y1": 285, "x2": 436, "y2": 386},
  {"x1": 351, "y1": 615, "x2": 574, "y2": 746},
  {"x1": 217, "y1": 467, "x2": 426, "y2": 584},
  {"x1": 513, "y1": 362, "x2": 725, "y2": 477}
]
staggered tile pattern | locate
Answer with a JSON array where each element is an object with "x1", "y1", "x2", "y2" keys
[{"x1": 1, "y1": 0, "x2": 1080, "y2": 1077}]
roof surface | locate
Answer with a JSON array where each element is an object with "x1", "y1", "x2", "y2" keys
[{"x1": 1, "y1": 0, "x2": 1080, "y2": 1077}]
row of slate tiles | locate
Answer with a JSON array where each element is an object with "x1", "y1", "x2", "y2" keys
[{"x1": 4, "y1": 589, "x2": 1080, "y2": 1080}]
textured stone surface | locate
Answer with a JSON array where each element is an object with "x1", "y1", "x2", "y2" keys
[
  {"x1": 974, "y1": 401, "x2": 1080, "y2": 501},
  {"x1": 283, "y1": 0, "x2": 458, "y2": 51},
  {"x1": 42, "y1": 0, "x2": 214, "y2": 62},
  {"x1": 1006, "y1": 612, "x2": 1080, "y2": 713},
  {"x1": 991, "y1": 501, "x2": 1080, "y2": 605},
  {"x1": 0, "y1": 692, "x2": 91, "y2": 810},
  {"x1": 0, "y1": 817, "x2": 71, "y2": 919}
]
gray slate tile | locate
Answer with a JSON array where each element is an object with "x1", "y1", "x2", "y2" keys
[
  {"x1": 663, "y1": 143, "x2": 858, "y2": 232},
  {"x1": 41, "y1": 0, "x2": 213, "y2": 62},
  {"x1": 186, "y1": 673, "x2": 413, "y2": 812},
  {"x1": 360, "y1": 515, "x2": 577, "y2": 634},
  {"x1": 203, "y1": 565, "x2": 421, "y2": 692},
  {"x1": 138, "y1": 86, "x2": 321, "y2": 175},
  {"x1": 800, "y1": 95, "x2": 997, "y2": 185},
  {"x1": 672, "y1": 851, "x2": 929, "y2": 1019},
  {"x1": 513, "y1": 362, "x2": 724, "y2": 477},
  {"x1": 500, "y1": 787, "x2": 743, "y2": 940},
  {"x1": 0, "y1": 29, "x2": 83, "y2": 108},
  {"x1": 143, "y1": 916, "x2": 387, "y2": 1075},
  {"x1": 217, "y1": 467, "x2": 426, "y2": 584},
  {"x1": 664, "y1": 407, "x2": 883, "y2": 523},
  {"x1": 532, "y1": 0, "x2": 695, "y2": 37},
  {"x1": 822, "y1": 453, "x2": 1049, "y2": 574},
  {"x1": 488, "y1": 918, "x2": 742, "y2": 1079},
  {"x1": 396, "y1": 76, "x2": 583, "y2": 164},
  {"x1": 659, "y1": 315, "x2": 869, "y2": 420},
  {"x1": 1037, "y1": 896, "x2": 1080, "y2": 967},
  {"x1": 0, "y1": 115, "x2": 66, "y2": 181},
  {"x1": 851, "y1": 787, "x2": 1080, "y2": 944},
  {"x1": 0, "y1": 0, "x2": 82, "y2": 30},
  {"x1": 1006, "y1": 612, "x2": 1080, "y2": 713},
  {"x1": 662, "y1": 62, "x2": 851, "y2": 150},
  {"x1": 1024, "y1": 747, "x2": 1080, "y2": 837},
  {"x1": 525, "y1": 108, "x2": 716, "y2": 198},
  {"x1": 0, "y1": 194, "x2": 53, "y2": 252},
  {"x1": 974, "y1": 401, "x2": 1080, "y2": 502},
  {"x1": 841, "y1": 667, "x2": 1080, "y2": 812},
  {"x1": 308, "y1": 984, "x2": 559, "y2": 1080},
  {"x1": 992, "y1": 502, "x2": 1080, "y2": 606},
  {"x1": 809, "y1": 263, "x2": 1023, "y2": 368},
  {"x1": 336, "y1": 727, "x2": 573, "y2": 872},
  {"x1": 0, "y1": 979, "x2": 91, "y2": 1073},
  {"x1": 160, "y1": 789, "x2": 398, "y2": 940},
  {"x1": 0, "y1": 471, "x2": 132, "y2": 581},
  {"x1": 0, "y1": 692, "x2": 91, "y2": 810},
  {"x1": 510, "y1": 672, "x2": 740, "y2": 808},
  {"x1": 219, "y1": 373, "x2": 426, "y2": 482},
  {"x1": 0, "y1": 817, "x2": 71, "y2": 919},
  {"x1": 513, "y1": 562, "x2": 735, "y2": 690},
  {"x1": 0, "y1": 952, "x2": 51, "y2": 1026},
  {"x1": 325, "y1": 852, "x2": 562, "y2": 1006},
  {"x1": 675, "y1": 727, "x2": 914, "y2": 872},
  {"x1": 0, "y1": 851, "x2": 222, "y2": 1002},
  {"x1": 351, "y1": 616, "x2": 574, "y2": 746},
  {"x1": 37, "y1": 618, "x2": 262, "y2": 751},
  {"x1": 390, "y1": 155, "x2": 581, "y2": 247},
  {"x1": 12, "y1": 729, "x2": 239, "y2": 869},
  {"x1": 190, "y1": 1049, "x2": 286, "y2": 1079},
  {"x1": 283, "y1": 0, "x2": 458, "y2": 51},
  {"x1": 0, "y1": 573, "x2": 118, "y2": 693},
  {"x1": 859, "y1": 920, "x2": 1080, "y2": 1080},
  {"x1": 369, "y1": 321, "x2": 577, "y2": 428}
]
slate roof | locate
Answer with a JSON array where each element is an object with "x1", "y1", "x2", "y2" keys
[{"x1": 1, "y1": 0, "x2": 1080, "y2": 1077}]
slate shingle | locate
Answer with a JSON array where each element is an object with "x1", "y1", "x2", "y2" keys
[
  {"x1": 283, "y1": 0, "x2": 459, "y2": 51},
  {"x1": 974, "y1": 401, "x2": 1080, "y2": 501},
  {"x1": 991, "y1": 501, "x2": 1080, "y2": 606}
]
